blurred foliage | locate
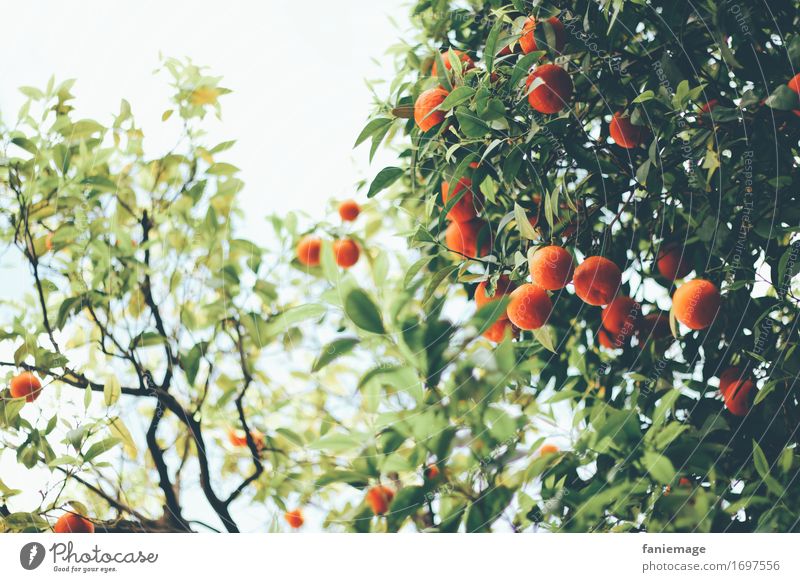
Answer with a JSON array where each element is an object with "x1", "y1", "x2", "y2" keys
[{"x1": 0, "y1": 58, "x2": 384, "y2": 532}]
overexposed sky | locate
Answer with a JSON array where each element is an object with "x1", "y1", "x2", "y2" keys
[{"x1": 1, "y1": 0, "x2": 407, "y2": 229}]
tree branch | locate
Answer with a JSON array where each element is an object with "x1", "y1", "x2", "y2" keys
[
  {"x1": 224, "y1": 320, "x2": 263, "y2": 507},
  {"x1": 142, "y1": 371, "x2": 191, "y2": 532}
]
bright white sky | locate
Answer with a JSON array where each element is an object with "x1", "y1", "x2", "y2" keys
[
  {"x1": 0, "y1": 0, "x2": 410, "y2": 531},
  {"x1": 0, "y1": 0, "x2": 406, "y2": 237}
]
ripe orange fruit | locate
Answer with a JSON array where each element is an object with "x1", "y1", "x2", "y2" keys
[
  {"x1": 284, "y1": 509, "x2": 304, "y2": 528},
  {"x1": 526, "y1": 64, "x2": 573, "y2": 114},
  {"x1": 445, "y1": 219, "x2": 490, "y2": 259},
  {"x1": 338, "y1": 200, "x2": 360, "y2": 222},
  {"x1": 698, "y1": 99, "x2": 719, "y2": 125},
  {"x1": 423, "y1": 464, "x2": 440, "y2": 480},
  {"x1": 609, "y1": 112, "x2": 648, "y2": 148},
  {"x1": 9, "y1": 372, "x2": 42, "y2": 402},
  {"x1": 656, "y1": 243, "x2": 692, "y2": 280},
  {"x1": 700, "y1": 100, "x2": 718, "y2": 114},
  {"x1": 636, "y1": 311, "x2": 671, "y2": 348},
  {"x1": 723, "y1": 378, "x2": 754, "y2": 417},
  {"x1": 529, "y1": 245, "x2": 574, "y2": 290},
  {"x1": 333, "y1": 239, "x2": 360, "y2": 268},
  {"x1": 678, "y1": 477, "x2": 692, "y2": 487},
  {"x1": 719, "y1": 366, "x2": 746, "y2": 395},
  {"x1": 672, "y1": 279, "x2": 721, "y2": 330},
  {"x1": 539, "y1": 444, "x2": 559, "y2": 455},
  {"x1": 482, "y1": 318, "x2": 516, "y2": 343},
  {"x1": 787, "y1": 74, "x2": 800, "y2": 116},
  {"x1": 414, "y1": 87, "x2": 449, "y2": 132},
  {"x1": 600, "y1": 324, "x2": 635, "y2": 350},
  {"x1": 519, "y1": 16, "x2": 566, "y2": 55},
  {"x1": 227, "y1": 427, "x2": 265, "y2": 450},
  {"x1": 366, "y1": 485, "x2": 395, "y2": 515},
  {"x1": 296, "y1": 236, "x2": 322, "y2": 267},
  {"x1": 54, "y1": 513, "x2": 95, "y2": 533},
  {"x1": 573, "y1": 256, "x2": 622, "y2": 306},
  {"x1": 431, "y1": 50, "x2": 475, "y2": 76},
  {"x1": 597, "y1": 327, "x2": 615, "y2": 349},
  {"x1": 506, "y1": 284, "x2": 553, "y2": 330},
  {"x1": 474, "y1": 275, "x2": 515, "y2": 319},
  {"x1": 601, "y1": 296, "x2": 640, "y2": 335},
  {"x1": 441, "y1": 177, "x2": 481, "y2": 222}
]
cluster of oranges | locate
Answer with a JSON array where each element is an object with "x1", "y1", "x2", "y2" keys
[
  {"x1": 409, "y1": 16, "x2": 758, "y2": 417},
  {"x1": 295, "y1": 200, "x2": 362, "y2": 269},
  {"x1": 358, "y1": 451, "x2": 562, "y2": 520},
  {"x1": 281, "y1": 483, "x2": 399, "y2": 530},
  {"x1": 414, "y1": 15, "x2": 650, "y2": 150},
  {"x1": 472, "y1": 246, "x2": 740, "y2": 411}
]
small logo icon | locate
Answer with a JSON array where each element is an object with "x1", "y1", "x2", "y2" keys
[{"x1": 20, "y1": 542, "x2": 46, "y2": 570}]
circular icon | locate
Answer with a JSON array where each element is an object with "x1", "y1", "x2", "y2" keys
[{"x1": 20, "y1": 542, "x2": 46, "y2": 570}]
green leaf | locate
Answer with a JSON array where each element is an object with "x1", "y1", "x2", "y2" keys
[
  {"x1": 367, "y1": 166, "x2": 403, "y2": 198},
  {"x1": 129, "y1": 331, "x2": 167, "y2": 349},
  {"x1": 81, "y1": 175, "x2": 117, "y2": 192},
  {"x1": 765, "y1": 85, "x2": 800, "y2": 111},
  {"x1": 752, "y1": 440, "x2": 770, "y2": 479},
  {"x1": 265, "y1": 304, "x2": 326, "y2": 336},
  {"x1": 359, "y1": 365, "x2": 423, "y2": 403},
  {"x1": 82, "y1": 437, "x2": 120, "y2": 462},
  {"x1": 484, "y1": 13, "x2": 506, "y2": 73},
  {"x1": 207, "y1": 162, "x2": 240, "y2": 175},
  {"x1": 440, "y1": 86, "x2": 475, "y2": 110},
  {"x1": 632, "y1": 90, "x2": 655, "y2": 103},
  {"x1": 532, "y1": 326, "x2": 556, "y2": 353},
  {"x1": 465, "y1": 486, "x2": 513, "y2": 532},
  {"x1": 315, "y1": 470, "x2": 369, "y2": 488},
  {"x1": 103, "y1": 375, "x2": 121, "y2": 407},
  {"x1": 510, "y1": 51, "x2": 545, "y2": 88},
  {"x1": 649, "y1": 389, "x2": 681, "y2": 433},
  {"x1": 386, "y1": 485, "x2": 427, "y2": 531},
  {"x1": 455, "y1": 106, "x2": 490, "y2": 137},
  {"x1": 312, "y1": 337, "x2": 360, "y2": 372},
  {"x1": 0, "y1": 398, "x2": 26, "y2": 427},
  {"x1": 642, "y1": 451, "x2": 676, "y2": 484},
  {"x1": 479, "y1": 175, "x2": 498, "y2": 204},
  {"x1": 422, "y1": 264, "x2": 459, "y2": 305},
  {"x1": 11, "y1": 137, "x2": 38, "y2": 155},
  {"x1": 433, "y1": 51, "x2": 453, "y2": 92},
  {"x1": 754, "y1": 380, "x2": 777, "y2": 405},
  {"x1": 515, "y1": 203, "x2": 537, "y2": 240},
  {"x1": 108, "y1": 417, "x2": 137, "y2": 459},
  {"x1": 752, "y1": 440, "x2": 786, "y2": 496},
  {"x1": 309, "y1": 433, "x2": 365, "y2": 453},
  {"x1": 320, "y1": 239, "x2": 338, "y2": 281},
  {"x1": 354, "y1": 117, "x2": 392, "y2": 148},
  {"x1": 0, "y1": 477, "x2": 22, "y2": 498},
  {"x1": 344, "y1": 289, "x2": 385, "y2": 334},
  {"x1": 403, "y1": 256, "x2": 432, "y2": 289}
]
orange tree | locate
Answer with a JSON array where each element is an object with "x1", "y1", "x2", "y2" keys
[
  {"x1": 308, "y1": 0, "x2": 800, "y2": 532},
  {"x1": 0, "y1": 60, "x2": 369, "y2": 532}
]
